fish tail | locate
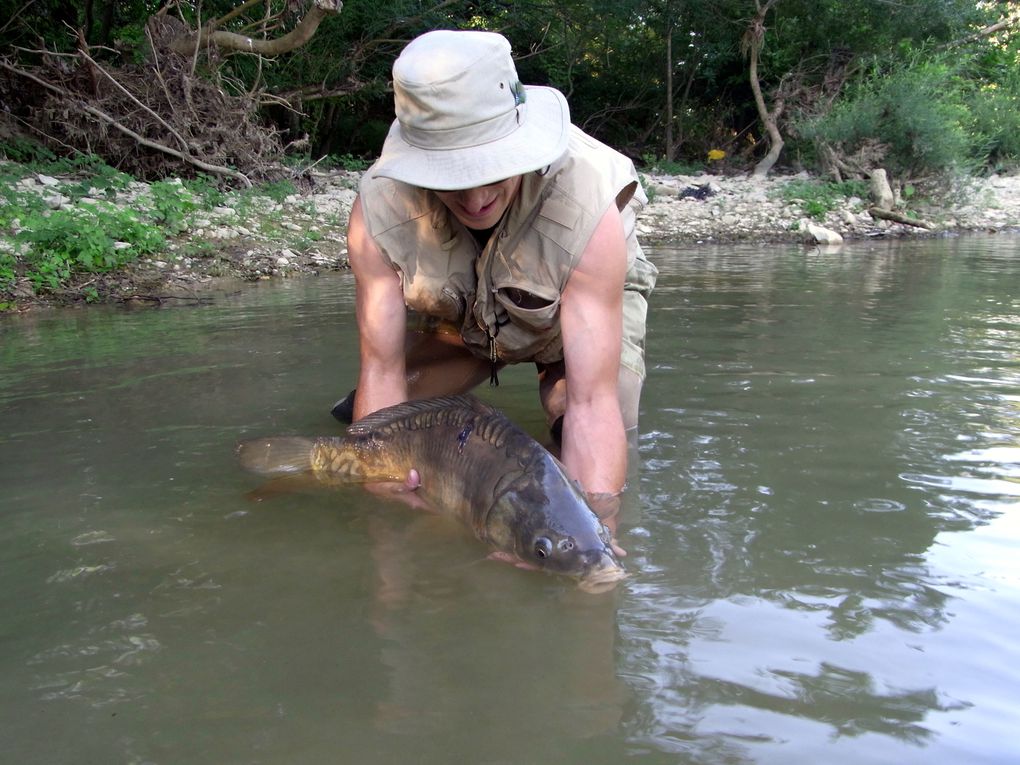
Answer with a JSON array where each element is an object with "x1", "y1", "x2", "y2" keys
[
  {"x1": 307, "y1": 438, "x2": 408, "y2": 484},
  {"x1": 237, "y1": 437, "x2": 317, "y2": 476}
]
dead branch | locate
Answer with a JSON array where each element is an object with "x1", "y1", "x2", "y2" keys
[
  {"x1": 169, "y1": 0, "x2": 342, "y2": 57},
  {"x1": 76, "y1": 48, "x2": 192, "y2": 153},
  {"x1": 940, "y1": 9, "x2": 1020, "y2": 49},
  {"x1": 0, "y1": 58, "x2": 253, "y2": 186},
  {"x1": 868, "y1": 206, "x2": 935, "y2": 230}
]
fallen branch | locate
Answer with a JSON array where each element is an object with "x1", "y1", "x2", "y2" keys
[
  {"x1": 76, "y1": 48, "x2": 192, "y2": 153},
  {"x1": 868, "y1": 206, "x2": 935, "y2": 230},
  {"x1": 0, "y1": 59, "x2": 252, "y2": 187},
  {"x1": 117, "y1": 293, "x2": 218, "y2": 306}
]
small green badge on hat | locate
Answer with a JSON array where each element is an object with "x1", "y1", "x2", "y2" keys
[{"x1": 510, "y1": 80, "x2": 527, "y2": 106}]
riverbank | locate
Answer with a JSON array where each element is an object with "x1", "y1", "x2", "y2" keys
[
  {"x1": 2, "y1": 166, "x2": 1018, "y2": 310},
  {"x1": 637, "y1": 170, "x2": 1020, "y2": 245}
]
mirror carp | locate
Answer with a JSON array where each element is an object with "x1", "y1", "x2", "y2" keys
[{"x1": 238, "y1": 395, "x2": 626, "y2": 591}]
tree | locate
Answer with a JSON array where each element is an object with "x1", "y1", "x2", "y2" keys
[{"x1": 742, "y1": 0, "x2": 783, "y2": 177}]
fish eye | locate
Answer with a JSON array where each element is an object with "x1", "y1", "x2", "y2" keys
[{"x1": 534, "y1": 537, "x2": 553, "y2": 559}]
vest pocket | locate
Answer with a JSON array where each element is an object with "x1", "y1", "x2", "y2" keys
[{"x1": 493, "y1": 285, "x2": 560, "y2": 332}]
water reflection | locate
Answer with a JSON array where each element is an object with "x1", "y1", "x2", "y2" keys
[
  {"x1": 621, "y1": 237, "x2": 1020, "y2": 761},
  {"x1": 365, "y1": 507, "x2": 629, "y2": 742},
  {"x1": 2, "y1": 237, "x2": 1019, "y2": 763}
]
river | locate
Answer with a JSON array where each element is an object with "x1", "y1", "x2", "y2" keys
[{"x1": 1, "y1": 234, "x2": 1018, "y2": 764}]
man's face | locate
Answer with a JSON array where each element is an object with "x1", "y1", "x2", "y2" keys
[{"x1": 434, "y1": 176, "x2": 523, "y2": 230}]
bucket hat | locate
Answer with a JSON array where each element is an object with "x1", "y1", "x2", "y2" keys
[{"x1": 369, "y1": 30, "x2": 570, "y2": 191}]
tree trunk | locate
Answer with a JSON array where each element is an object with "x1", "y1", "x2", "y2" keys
[
  {"x1": 743, "y1": 0, "x2": 784, "y2": 178},
  {"x1": 868, "y1": 207, "x2": 934, "y2": 230},
  {"x1": 665, "y1": 21, "x2": 674, "y2": 162},
  {"x1": 169, "y1": 0, "x2": 342, "y2": 58},
  {"x1": 869, "y1": 168, "x2": 895, "y2": 209}
]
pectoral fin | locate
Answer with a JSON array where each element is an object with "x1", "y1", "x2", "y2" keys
[
  {"x1": 486, "y1": 551, "x2": 541, "y2": 571},
  {"x1": 237, "y1": 437, "x2": 316, "y2": 476}
]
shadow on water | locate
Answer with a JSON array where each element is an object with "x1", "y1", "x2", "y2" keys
[{"x1": 1, "y1": 235, "x2": 1019, "y2": 764}]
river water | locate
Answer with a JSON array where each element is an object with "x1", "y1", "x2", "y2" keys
[{"x1": 1, "y1": 234, "x2": 1018, "y2": 764}]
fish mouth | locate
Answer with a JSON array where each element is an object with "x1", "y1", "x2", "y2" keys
[{"x1": 576, "y1": 555, "x2": 628, "y2": 594}]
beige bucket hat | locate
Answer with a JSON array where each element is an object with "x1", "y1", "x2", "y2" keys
[{"x1": 370, "y1": 30, "x2": 571, "y2": 191}]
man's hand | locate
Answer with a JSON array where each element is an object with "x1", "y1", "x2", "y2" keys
[
  {"x1": 364, "y1": 468, "x2": 428, "y2": 511},
  {"x1": 586, "y1": 490, "x2": 627, "y2": 558}
]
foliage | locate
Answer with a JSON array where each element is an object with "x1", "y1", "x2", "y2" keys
[
  {"x1": 797, "y1": 55, "x2": 980, "y2": 179},
  {"x1": 776, "y1": 178, "x2": 870, "y2": 219},
  {"x1": 148, "y1": 181, "x2": 201, "y2": 234},
  {"x1": 0, "y1": 151, "x2": 320, "y2": 302},
  {"x1": 965, "y1": 37, "x2": 1020, "y2": 169},
  {"x1": 640, "y1": 154, "x2": 703, "y2": 176},
  {"x1": 1, "y1": 0, "x2": 1017, "y2": 180},
  {"x1": 14, "y1": 203, "x2": 165, "y2": 292}
]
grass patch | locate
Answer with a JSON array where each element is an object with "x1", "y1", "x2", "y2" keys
[
  {"x1": 0, "y1": 144, "x2": 343, "y2": 307},
  {"x1": 14, "y1": 202, "x2": 165, "y2": 292},
  {"x1": 776, "y1": 179, "x2": 870, "y2": 219}
]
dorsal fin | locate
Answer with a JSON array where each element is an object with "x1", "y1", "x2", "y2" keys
[{"x1": 346, "y1": 394, "x2": 496, "y2": 435}]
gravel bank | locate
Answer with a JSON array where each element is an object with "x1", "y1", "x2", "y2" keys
[{"x1": 3, "y1": 166, "x2": 1018, "y2": 309}]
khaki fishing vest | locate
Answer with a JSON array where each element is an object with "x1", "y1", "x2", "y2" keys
[{"x1": 359, "y1": 126, "x2": 650, "y2": 366}]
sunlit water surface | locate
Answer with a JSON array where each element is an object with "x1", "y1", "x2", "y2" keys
[{"x1": 2, "y1": 235, "x2": 1018, "y2": 764}]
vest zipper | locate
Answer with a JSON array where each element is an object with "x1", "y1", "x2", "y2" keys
[{"x1": 488, "y1": 327, "x2": 500, "y2": 387}]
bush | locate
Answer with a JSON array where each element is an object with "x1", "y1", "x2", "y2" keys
[
  {"x1": 14, "y1": 203, "x2": 165, "y2": 292},
  {"x1": 968, "y1": 69, "x2": 1020, "y2": 170},
  {"x1": 776, "y1": 179, "x2": 870, "y2": 219},
  {"x1": 640, "y1": 154, "x2": 703, "y2": 176},
  {"x1": 799, "y1": 56, "x2": 978, "y2": 179}
]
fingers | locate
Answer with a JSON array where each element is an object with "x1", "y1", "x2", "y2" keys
[{"x1": 405, "y1": 469, "x2": 421, "y2": 490}]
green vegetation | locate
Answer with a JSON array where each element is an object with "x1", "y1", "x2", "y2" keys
[
  {"x1": 776, "y1": 179, "x2": 871, "y2": 219},
  {"x1": 2, "y1": 0, "x2": 1016, "y2": 177},
  {"x1": 0, "y1": 151, "x2": 340, "y2": 306},
  {"x1": 797, "y1": 56, "x2": 979, "y2": 179},
  {"x1": 13, "y1": 203, "x2": 165, "y2": 293},
  {"x1": 640, "y1": 154, "x2": 704, "y2": 177},
  {"x1": 0, "y1": 1, "x2": 1017, "y2": 308}
]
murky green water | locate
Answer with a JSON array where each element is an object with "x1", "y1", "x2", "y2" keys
[{"x1": 2, "y1": 235, "x2": 1018, "y2": 764}]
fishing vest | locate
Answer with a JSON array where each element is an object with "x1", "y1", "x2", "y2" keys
[{"x1": 359, "y1": 125, "x2": 649, "y2": 366}]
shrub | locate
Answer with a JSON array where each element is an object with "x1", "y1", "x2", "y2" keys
[
  {"x1": 777, "y1": 179, "x2": 870, "y2": 219},
  {"x1": 799, "y1": 56, "x2": 978, "y2": 179},
  {"x1": 968, "y1": 70, "x2": 1020, "y2": 170},
  {"x1": 14, "y1": 203, "x2": 164, "y2": 292}
]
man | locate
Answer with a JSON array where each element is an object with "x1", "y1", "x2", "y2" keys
[{"x1": 333, "y1": 29, "x2": 656, "y2": 516}]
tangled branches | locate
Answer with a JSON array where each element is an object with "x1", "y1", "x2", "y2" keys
[{"x1": 0, "y1": 15, "x2": 289, "y2": 186}]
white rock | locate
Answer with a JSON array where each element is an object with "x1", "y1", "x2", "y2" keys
[
  {"x1": 802, "y1": 220, "x2": 844, "y2": 244},
  {"x1": 45, "y1": 193, "x2": 71, "y2": 209}
]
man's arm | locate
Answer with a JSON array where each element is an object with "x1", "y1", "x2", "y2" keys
[
  {"x1": 348, "y1": 196, "x2": 409, "y2": 421},
  {"x1": 559, "y1": 203, "x2": 628, "y2": 496}
]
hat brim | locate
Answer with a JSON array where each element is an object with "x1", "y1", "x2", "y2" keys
[{"x1": 369, "y1": 86, "x2": 570, "y2": 191}]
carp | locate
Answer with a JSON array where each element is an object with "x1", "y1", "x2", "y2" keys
[{"x1": 238, "y1": 395, "x2": 626, "y2": 591}]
